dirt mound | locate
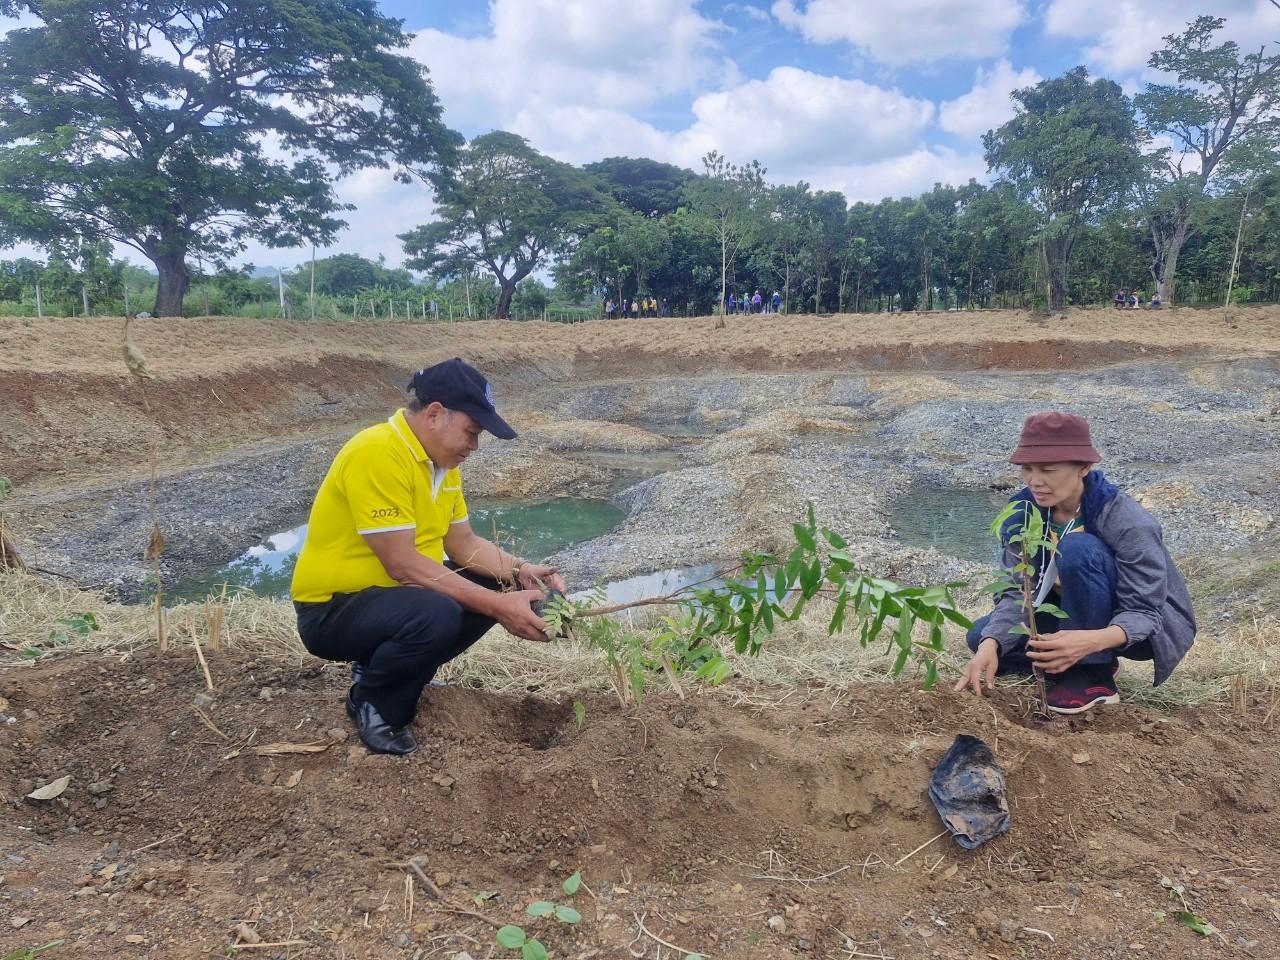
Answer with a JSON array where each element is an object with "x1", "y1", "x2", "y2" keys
[
  {"x1": 5, "y1": 307, "x2": 1279, "y2": 488},
  {"x1": 2, "y1": 652, "x2": 1278, "y2": 958}
]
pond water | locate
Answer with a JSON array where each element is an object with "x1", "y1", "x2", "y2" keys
[
  {"x1": 170, "y1": 497, "x2": 626, "y2": 603},
  {"x1": 891, "y1": 485, "x2": 1010, "y2": 563},
  {"x1": 574, "y1": 563, "x2": 723, "y2": 607}
]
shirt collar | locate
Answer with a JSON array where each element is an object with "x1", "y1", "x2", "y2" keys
[{"x1": 388, "y1": 409, "x2": 429, "y2": 464}]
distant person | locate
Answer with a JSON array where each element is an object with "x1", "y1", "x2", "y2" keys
[
  {"x1": 955, "y1": 412, "x2": 1196, "y2": 713},
  {"x1": 727, "y1": 293, "x2": 737, "y2": 315},
  {"x1": 771, "y1": 291, "x2": 782, "y2": 314},
  {"x1": 1150, "y1": 292, "x2": 1162, "y2": 309},
  {"x1": 292, "y1": 359, "x2": 565, "y2": 754},
  {"x1": 1129, "y1": 292, "x2": 1140, "y2": 309},
  {"x1": 660, "y1": 297, "x2": 669, "y2": 317},
  {"x1": 631, "y1": 298, "x2": 639, "y2": 318},
  {"x1": 1113, "y1": 290, "x2": 1125, "y2": 310},
  {"x1": 605, "y1": 298, "x2": 615, "y2": 320},
  {"x1": 752, "y1": 291, "x2": 763, "y2": 313}
]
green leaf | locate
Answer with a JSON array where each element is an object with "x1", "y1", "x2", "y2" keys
[
  {"x1": 1008, "y1": 623, "x2": 1031, "y2": 636},
  {"x1": 1036, "y1": 602, "x2": 1070, "y2": 619},
  {"x1": 939, "y1": 606, "x2": 974, "y2": 628},
  {"x1": 554, "y1": 904, "x2": 582, "y2": 924},
  {"x1": 522, "y1": 940, "x2": 550, "y2": 960},
  {"x1": 572, "y1": 702, "x2": 585, "y2": 729},
  {"x1": 526, "y1": 901, "x2": 555, "y2": 919},
  {"x1": 822, "y1": 527, "x2": 848, "y2": 549},
  {"x1": 828, "y1": 590, "x2": 850, "y2": 635},
  {"x1": 923, "y1": 659, "x2": 938, "y2": 689},
  {"x1": 496, "y1": 926, "x2": 527, "y2": 949},
  {"x1": 561, "y1": 870, "x2": 582, "y2": 896},
  {"x1": 792, "y1": 523, "x2": 816, "y2": 552},
  {"x1": 891, "y1": 646, "x2": 910, "y2": 675},
  {"x1": 1175, "y1": 911, "x2": 1216, "y2": 937}
]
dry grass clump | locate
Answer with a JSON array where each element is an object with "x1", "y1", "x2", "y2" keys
[{"x1": 4, "y1": 569, "x2": 1276, "y2": 715}]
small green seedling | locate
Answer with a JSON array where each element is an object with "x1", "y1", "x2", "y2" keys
[
  {"x1": 27, "y1": 612, "x2": 103, "y2": 658},
  {"x1": 572, "y1": 701, "x2": 586, "y2": 729},
  {"x1": 495, "y1": 871, "x2": 584, "y2": 958},
  {"x1": 3, "y1": 942, "x2": 64, "y2": 960},
  {"x1": 0, "y1": 476, "x2": 12, "y2": 499},
  {"x1": 496, "y1": 925, "x2": 548, "y2": 960},
  {"x1": 1159, "y1": 876, "x2": 1220, "y2": 938}
]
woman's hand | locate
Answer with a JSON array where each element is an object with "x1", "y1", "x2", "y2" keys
[
  {"x1": 1026, "y1": 629, "x2": 1105, "y2": 674},
  {"x1": 953, "y1": 638, "x2": 1000, "y2": 696}
]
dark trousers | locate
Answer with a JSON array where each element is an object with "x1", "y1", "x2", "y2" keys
[
  {"x1": 295, "y1": 566, "x2": 499, "y2": 728},
  {"x1": 966, "y1": 532, "x2": 1141, "y2": 675}
]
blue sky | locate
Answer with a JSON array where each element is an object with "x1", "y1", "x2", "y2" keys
[{"x1": 2, "y1": 0, "x2": 1278, "y2": 271}]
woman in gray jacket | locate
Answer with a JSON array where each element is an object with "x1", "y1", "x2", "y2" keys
[{"x1": 954, "y1": 411, "x2": 1197, "y2": 713}]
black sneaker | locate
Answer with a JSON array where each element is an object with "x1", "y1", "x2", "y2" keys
[{"x1": 1047, "y1": 663, "x2": 1120, "y2": 715}]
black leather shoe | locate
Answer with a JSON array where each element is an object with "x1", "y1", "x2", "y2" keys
[
  {"x1": 354, "y1": 700, "x2": 418, "y2": 756},
  {"x1": 345, "y1": 684, "x2": 358, "y2": 721}
]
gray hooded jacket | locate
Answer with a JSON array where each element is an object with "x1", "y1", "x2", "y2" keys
[{"x1": 983, "y1": 483, "x2": 1197, "y2": 685}]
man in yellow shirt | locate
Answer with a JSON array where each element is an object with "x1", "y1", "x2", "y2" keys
[{"x1": 291, "y1": 358, "x2": 565, "y2": 755}]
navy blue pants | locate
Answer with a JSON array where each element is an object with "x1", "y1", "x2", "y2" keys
[
  {"x1": 295, "y1": 566, "x2": 498, "y2": 728},
  {"x1": 967, "y1": 533, "x2": 1125, "y2": 675}
]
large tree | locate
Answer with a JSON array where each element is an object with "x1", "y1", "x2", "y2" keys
[
  {"x1": 1136, "y1": 16, "x2": 1280, "y2": 304},
  {"x1": 0, "y1": 0, "x2": 457, "y2": 315},
  {"x1": 683, "y1": 151, "x2": 765, "y2": 314},
  {"x1": 584, "y1": 156, "x2": 694, "y2": 218},
  {"x1": 401, "y1": 131, "x2": 606, "y2": 320},
  {"x1": 985, "y1": 67, "x2": 1141, "y2": 310}
]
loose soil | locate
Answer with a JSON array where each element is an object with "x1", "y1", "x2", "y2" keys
[{"x1": 2, "y1": 651, "x2": 1278, "y2": 959}]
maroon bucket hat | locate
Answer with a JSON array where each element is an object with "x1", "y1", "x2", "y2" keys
[{"x1": 1008, "y1": 411, "x2": 1102, "y2": 465}]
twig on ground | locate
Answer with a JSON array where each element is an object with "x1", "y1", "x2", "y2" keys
[
  {"x1": 228, "y1": 941, "x2": 308, "y2": 951},
  {"x1": 191, "y1": 705, "x2": 230, "y2": 740},
  {"x1": 387, "y1": 857, "x2": 504, "y2": 929},
  {"x1": 1022, "y1": 927, "x2": 1055, "y2": 942},
  {"x1": 189, "y1": 621, "x2": 214, "y2": 690},
  {"x1": 632, "y1": 912, "x2": 711, "y2": 958},
  {"x1": 129, "y1": 831, "x2": 183, "y2": 855},
  {"x1": 893, "y1": 830, "x2": 948, "y2": 868}
]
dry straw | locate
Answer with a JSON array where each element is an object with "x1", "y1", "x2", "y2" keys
[{"x1": 2, "y1": 569, "x2": 1276, "y2": 713}]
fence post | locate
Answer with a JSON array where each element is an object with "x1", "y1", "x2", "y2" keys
[
  {"x1": 82, "y1": 283, "x2": 89, "y2": 317},
  {"x1": 123, "y1": 284, "x2": 130, "y2": 314},
  {"x1": 35, "y1": 279, "x2": 43, "y2": 318}
]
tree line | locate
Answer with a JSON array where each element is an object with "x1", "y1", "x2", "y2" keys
[{"x1": 0, "y1": 3, "x2": 1276, "y2": 319}]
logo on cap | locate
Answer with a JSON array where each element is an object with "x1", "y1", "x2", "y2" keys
[{"x1": 484, "y1": 382, "x2": 494, "y2": 408}]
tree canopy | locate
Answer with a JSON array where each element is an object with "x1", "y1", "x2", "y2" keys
[
  {"x1": 985, "y1": 67, "x2": 1142, "y2": 310},
  {"x1": 0, "y1": 0, "x2": 459, "y2": 315},
  {"x1": 400, "y1": 131, "x2": 608, "y2": 319}
]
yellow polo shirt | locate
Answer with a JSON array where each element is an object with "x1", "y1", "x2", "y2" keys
[{"x1": 290, "y1": 409, "x2": 469, "y2": 603}]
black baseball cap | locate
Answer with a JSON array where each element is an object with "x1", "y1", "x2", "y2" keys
[{"x1": 408, "y1": 358, "x2": 517, "y2": 439}]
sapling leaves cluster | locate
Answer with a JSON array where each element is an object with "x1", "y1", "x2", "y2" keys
[
  {"x1": 984, "y1": 501, "x2": 1070, "y2": 715},
  {"x1": 541, "y1": 506, "x2": 972, "y2": 707}
]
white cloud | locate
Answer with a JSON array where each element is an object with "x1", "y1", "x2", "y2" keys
[
  {"x1": 939, "y1": 60, "x2": 1042, "y2": 140},
  {"x1": 1044, "y1": 0, "x2": 1280, "y2": 76},
  {"x1": 771, "y1": 0, "x2": 1027, "y2": 64},
  {"x1": 409, "y1": 0, "x2": 726, "y2": 132},
  {"x1": 679, "y1": 68, "x2": 934, "y2": 167},
  {"x1": 506, "y1": 67, "x2": 934, "y2": 177},
  {"x1": 820, "y1": 147, "x2": 989, "y2": 204}
]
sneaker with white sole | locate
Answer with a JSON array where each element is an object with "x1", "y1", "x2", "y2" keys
[{"x1": 1046, "y1": 663, "x2": 1120, "y2": 714}]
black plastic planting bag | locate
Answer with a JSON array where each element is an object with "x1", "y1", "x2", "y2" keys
[{"x1": 928, "y1": 734, "x2": 1010, "y2": 849}]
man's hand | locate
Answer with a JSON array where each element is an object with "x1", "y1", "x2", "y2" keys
[
  {"x1": 490, "y1": 589, "x2": 551, "y2": 643},
  {"x1": 953, "y1": 637, "x2": 999, "y2": 697},
  {"x1": 517, "y1": 562, "x2": 567, "y2": 594},
  {"x1": 1026, "y1": 629, "x2": 1101, "y2": 674}
]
